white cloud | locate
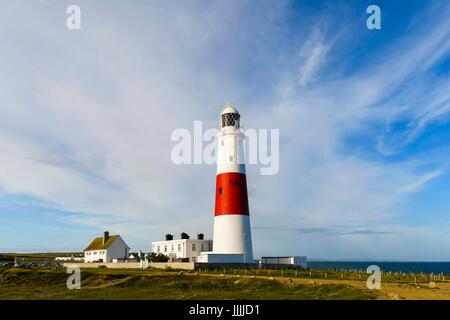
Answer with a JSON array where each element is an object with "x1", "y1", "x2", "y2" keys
[
  {"x1": 0, "y1": 1, "x2": 449, "y2": 259},
  {"x1": 297, "y1": 32, "x2": 331, "y2": 86}
]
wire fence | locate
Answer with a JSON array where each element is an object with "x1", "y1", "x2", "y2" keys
[{"x1": 193, "y1": 267, "x2": 447, "y2": 284}]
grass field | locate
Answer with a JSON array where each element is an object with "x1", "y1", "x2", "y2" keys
[
  {"x1": 0, "y1": 267, "x2": 376, "y2": 300},
  {"x1": 2, "y1": 266, "x2": 450, "y2": 300}
]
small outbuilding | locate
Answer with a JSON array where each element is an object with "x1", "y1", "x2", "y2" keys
[{"x1": 260, "y1": 256, "x2": 307, "y2": 269}]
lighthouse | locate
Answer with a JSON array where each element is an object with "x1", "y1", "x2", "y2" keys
[
  {"x1": 197, "y1": 105, "x2": 253, "y2": 263},
  {"x1": 198, "y1": 105, "x2": 254, "y2": 263},
  {"x1": 213, "y1": 105, "x2": 253, "y2": 262}
]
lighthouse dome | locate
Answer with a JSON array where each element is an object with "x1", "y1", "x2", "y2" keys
[
  {"x1": 221, "y1": 104, "x2": 240, "y2": 115},
  {"x1": 220, "y1": 104, "x2": 240, "y2": 129}
]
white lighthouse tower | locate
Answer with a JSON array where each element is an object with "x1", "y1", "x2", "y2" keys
[{"x1": 198, "y1": 105, "x2": 254, "y2": 263}]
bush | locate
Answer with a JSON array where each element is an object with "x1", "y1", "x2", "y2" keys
[{"x1": 148, "y1": 253, "x2": 169, "y2": 262}]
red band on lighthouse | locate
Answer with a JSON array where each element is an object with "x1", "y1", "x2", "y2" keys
[{"x1": 215, "y1": 172, "x2": 249, "y2": 216}]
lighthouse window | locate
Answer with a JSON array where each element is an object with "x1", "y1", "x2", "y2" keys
[
  {"x1": 221, "y1": 113, "x2": 240, "y2": 128},
  {"x1": 219, "y1": 187, "x2": 222, "y2": 194},
  {"x1": 221, "y1": 139, "x2": 224, "y2": 146},
  {"x1": 229, "y1": 155, "x2": 234, "y2": 162}
]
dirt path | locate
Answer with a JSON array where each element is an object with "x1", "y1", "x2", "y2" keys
[{"x1": 265, "y1": 276, "x2": 450, "y2": 300}]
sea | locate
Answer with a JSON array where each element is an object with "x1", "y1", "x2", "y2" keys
[{"x1": 307, "y1": 261, "x2": 450, "y2": 275}]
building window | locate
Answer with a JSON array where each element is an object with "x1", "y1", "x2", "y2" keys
[
  {"x1": 157, "y1": 246, "x2": 160, "y2": 253},
  {"x1": 171, "y1": 245, "x2": 174, "y2": 252},
  {"x1": 221, "y1": 139, "x2": 224, "y2": 146},
  {"x1": 201, "y1": 244, "x2": 204, "y2": 251},
  {"x1": 229, "y1": 155, "x2": 233, "y2": 162},
  {"x1": 178, "y1": 244, "x2": 181, "y2": 252},
  {"x1": 192, "y1": 244, "x2": 196, "y2": 251},
  {"x1": 164, "y1": 245, "x2": 167, "y2": 252}
]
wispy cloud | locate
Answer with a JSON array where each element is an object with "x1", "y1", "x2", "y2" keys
[
  {"x1": 0, "y1": 1, "x2": 449, "y2": 259},
  {"x1": 254, "y1": 226, "x2": 397, "y2": 236},
  {"x1": 398, "y1": 170, "x2": 443, "y2": 194},
  {"x1": 297, "y1": 28, "x2": 334, "y2": 87}
]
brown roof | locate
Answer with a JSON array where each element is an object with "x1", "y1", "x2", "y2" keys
[{"x1": 84, "y1": 235, "x2": 120, "y2": 251}]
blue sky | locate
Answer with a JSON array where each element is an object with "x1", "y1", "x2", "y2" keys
[{"x1": 1, "y1": 1, "x2": 450, "y2": 260}]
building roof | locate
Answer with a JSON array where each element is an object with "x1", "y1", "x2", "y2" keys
[
  {"x1": 84, "y1": 235, "x2": 120, "y2": 251},
  {"x1": 151, "y1": 238, "x2": 212, "y2": 244}
]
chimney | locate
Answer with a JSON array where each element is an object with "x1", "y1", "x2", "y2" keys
[
  {"x1": 197, "y1": 233, "x2": 204, "y2": 240},
  {"x1": 103, "y1": 230, "x2": 110, "y2": 244},
  {"x1": 181, "y1": 232, "x2": 190, "y2": 240},
  {"x1": 165, "y1": 234, "x2": 173, "y2": 241}
]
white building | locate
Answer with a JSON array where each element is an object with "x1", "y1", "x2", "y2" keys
[
  {"x1": 260, "y1": 256, "x2": 308, "y2": 269},
  {"x1": 151, "y1": 233, "x2": 212, "y2": 262},
  {"x1": 84, "y1": 231, "x2": 130, "y2": 263},
  {"x1": 55, "y1": 256, "x2": 84, "y2": 262}
]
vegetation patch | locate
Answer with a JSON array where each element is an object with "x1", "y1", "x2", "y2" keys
[{"x1": 0, "y1": 268, "x2": 377, "y2": 300}]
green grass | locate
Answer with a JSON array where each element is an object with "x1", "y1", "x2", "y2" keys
[
  {"x1": 0, "y1": 252, "x2": 82, "y2": 265},
  {"x1": 0, "y1": 268, "x2": 377, "y2": 300}
]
